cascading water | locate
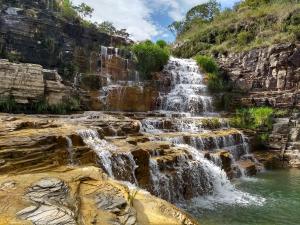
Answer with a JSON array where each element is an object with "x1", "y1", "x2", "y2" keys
[
  {"x1": 78, "y1": 129, "x2": 138, "y2": 183},
  {"x1": 98, "y1": 46, "x2": 144, "y2": 108},
  {"x1": 78, "y1": 129, "x2": 115, "y2": 177},
  {"x1": 80, "y1": 56, "x2": 264, "y2": 206},
  {"x1": 66, "y1": 136, "x2": 75, "y2": 166},
  {"x1": 142, "y1": 57, "x2": 265, "y2": 205},
  {"x1": 159, "y1": 58, "x2": 213, "y2": 115}
]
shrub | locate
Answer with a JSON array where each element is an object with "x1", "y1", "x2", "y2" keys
[
  {"x1": 0, "y1": 95, "x2": 17, "y2": 112},
  {"x1": 0, "y1": 96, "x2": 81, "y2": 114},
  {"x1": 174, "y1": 1, "x2": 300, "y2": 57},
  {"x1": 237, "y1": 31, "x2": 254, "y2": 46},
  {"x1": 257, "y1": 132, "x2": 269, "y2": 145},
  {"x1": 132, "y1": 41, "x2": 170, "y2": 80},
  {"x1": 207, "y1": 72, "x2": 224, "y2": 91},
  {"x1": 288, "y1": 25, "x2": 300, "y2": 40},
  {"x1": 195, "y1": 55, "x2": 218, "y2": 73},
  {"x1": 59, "y1": 0, "x2": 78, "y2": 20},
  {"x1": 7, "y1": 51, "x2": 22, "y2": 63},
  {"x1": 230, "y1": 107, "x2": 274, "y2": 130},
  {"x1": 195, "y1": 55, "x2": 227, "y2": 92}
]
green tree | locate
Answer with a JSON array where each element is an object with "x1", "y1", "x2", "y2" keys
[
  {"x1": 58, "y1": 0, "x2": 78, "y2": 20},
  {"x1": 97, "y1": 21, "x2": 117, "y2": 35},
  {"x1": 168, "y1": 21, "x2": 186, "y2": 36},
  {"x1": 186, "y1": 0, "x2": 221, "y2": 22},
  {"x1": 115, "y1": 28, "x2": 130, "y2": 39},
  {"x1": 74, "y1": 3, "x2": 94, "y2": 18}
]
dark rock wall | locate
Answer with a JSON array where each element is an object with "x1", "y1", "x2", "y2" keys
[{"x1": 0, "y1": 1, "x2": 126, "y2": 80}]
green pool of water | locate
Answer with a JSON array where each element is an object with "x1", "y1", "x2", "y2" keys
[{"x1": 186, "y1": 169, "x2": 300, "y2": 225}]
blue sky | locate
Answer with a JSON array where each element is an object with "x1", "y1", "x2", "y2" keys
[{"x1": 73, "y1": 0, "x2": 240, "y2": 42}]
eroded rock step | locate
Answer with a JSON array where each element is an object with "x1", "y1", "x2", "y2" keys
[
  {"x1": 0, "y1": 112, "x2": 259, "y2": 221},
  {"x1": 141, "y1": 116, "x2": 229, "y2": 133},
  {"x1": 0, "y1": 166, "x2": 198, "y2": 225},
  {"x1": 0, "y1": 113, "x2": 140, "y2": 175}
]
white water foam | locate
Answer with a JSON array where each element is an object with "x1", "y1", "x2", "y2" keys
[
  {"x1": 159, "y1": 57, "x2": 213, "y2": 115},
  {"x1": 179, "y1": 144, "x2": 266, "y2": 208},
  {"x1": 66, "y1": 136, "x2": 75, "y2": 166}
]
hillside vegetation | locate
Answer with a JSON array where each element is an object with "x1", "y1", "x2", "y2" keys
[{"x1": 172, "y1": 0, "x2": 300, "y2": 58}]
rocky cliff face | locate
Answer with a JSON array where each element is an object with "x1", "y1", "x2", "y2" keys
[
  {"x1": 0, "y1": 59, "x2": 71, "y2": 105},
  {"x1": 0, "y1": 1, "x2": 128, "y2": 79},
  {"x1": 218, "y1": 42, "x2": 300, "y2": 168},
  {"x1": 218, "y1": 43, "x2": 300, "y2": 108},
  {"x1": 268, "y1": 113, "x2": 300, "y2": 168}
]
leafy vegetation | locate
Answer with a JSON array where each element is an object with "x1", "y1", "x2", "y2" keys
[
  {"x1": 201, "y1": 118, "x2": 222, "y2": 129},
  {"x1": 6, "y1": 51, "x2": 22, "y2": 63},
  {"x1": 73, "y1": 3, "x2": 94, "y2": 18},
  {"x1": 230, "y1": 107, "x2": 275, "y2": 147},
  {"x1": 0, "y1": 95, "x2": 17, "y2": 112},
  {"x1": 195, "y1": 55, "x2": 227, "y2": 92},
  {"x1": 172, "y1": 0, "x2": 300, "y2": 57},
  {"x1": 169, "y1": 0, "x2": 220, "y2": 36},
  {"x1": 195, "y1": 55, "x2": 218, "y2": 73},
  {"x1": 156, "y1": 40, "x2": 168, "y2": 49},
  {"x1": 230, "y1": 107, "x2": 274, "y2": 130},
  {"x1": 132, "y1": 40, "x2": 170, "y2": 80},
  {"x1": 0, "y1": 95, "x2": 81, "y2": 114},
  {"x1": 127, "y1": 189, "x2": 139, "y2": 207}
]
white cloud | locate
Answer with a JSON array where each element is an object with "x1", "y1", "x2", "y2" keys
[
  {"x1": 149, "y1": 0, "x2": 207, "y2": 21},
  {"x1": 72, "y1": 0, "x2": 159, "y2": 40},
  {"x1": 72, "y1": 0, "x2": 239, "y2": 41}
]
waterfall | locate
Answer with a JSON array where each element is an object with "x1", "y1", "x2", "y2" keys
[
  {"x1": 141, "y1": 57, "x2": 263, "y2": 204},
  {"x1": 79, "y1": 56, "x2": 264, "y2": 206},
  {"x1": 78, "y1": 129, "x2": 115, "y2": 177},
  {"x1": 66, "y1": 137, "x2": 75, "y2": 166},
  {"x1": 78, "y1": 129, "x2": 138, "y2": 182},
  {"x1": 147, "y1": 144, "x2": 264, "y2": 204},
  {"x1": 159, "y1": 57, "x2": 213, "y2": 115},
  {"x1": 101, "y1": 46, "x2": 108, "y2": 59}
]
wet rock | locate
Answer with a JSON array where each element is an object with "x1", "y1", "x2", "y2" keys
[
  {"x1": 104, "y1": 86, "x2": 159, "y2": 112},
  {"x1": 132, "y1": 149, "x2": 151, "y2": 189},
  {"x1": 219, "y1": 151, "x2": 233, "y2": 176},
  {"x1": 237, "y1": 160, "x2": 257, "y2": 176},
  {"x1": 254, "y1": 151, "x2": 283, "y2": 169}
]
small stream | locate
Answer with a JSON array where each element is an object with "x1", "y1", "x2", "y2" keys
[{"x1": 185, "y1": 169, "x2": 300, "y2": 225}]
